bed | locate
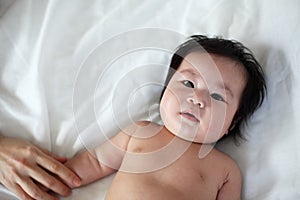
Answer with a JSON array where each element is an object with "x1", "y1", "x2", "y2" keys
[{"x1": 0, "y1": 0, "x2": 299, "y2": 199}]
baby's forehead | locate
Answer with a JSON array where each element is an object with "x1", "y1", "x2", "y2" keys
[
  {"x1": 176, "y1": 52, "x2": 220, "y2": 77},
  {"x1": 182, "y1": 52, "x2": 239, "y2": 67},
  {"x1": 178, "y1": 52, "x2": 247, "y2": 79}
]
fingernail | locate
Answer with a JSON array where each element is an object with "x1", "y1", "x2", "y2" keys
[{"x1": 73, "y1": 177, "x2": 81, "y2": 186}]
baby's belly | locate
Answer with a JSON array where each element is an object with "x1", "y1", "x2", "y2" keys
[{"x1": 105, "y1": 172, "x2": 217, "y2": 200}]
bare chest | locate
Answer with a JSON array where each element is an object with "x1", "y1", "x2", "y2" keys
[
  {"x1": 107, "y1": 155, "x2": 223, "y2": 200},
  {"x1": 106, "y1": 132, "x2": 226, "y2": 199}
]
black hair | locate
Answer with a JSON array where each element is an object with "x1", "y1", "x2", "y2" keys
[{"x1": 160, "y1": 35, "x2": 267, "y2": 142}]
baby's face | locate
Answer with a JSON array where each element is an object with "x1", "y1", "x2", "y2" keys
[{"x1": 160, "y1": 52, "x2": 247, "y2": 144}]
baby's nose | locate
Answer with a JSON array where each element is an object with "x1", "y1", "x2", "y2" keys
[{"x1": 187, "y1": 97, "x2": 205, "y2": 108}]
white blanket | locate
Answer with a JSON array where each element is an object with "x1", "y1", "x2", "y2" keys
[{"x1": 0, "y1": 0, "x2": 299, "y2": 199}]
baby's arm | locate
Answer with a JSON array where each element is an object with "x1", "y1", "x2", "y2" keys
[
  {"x1": 217, "y1": 161, "x2": 242, "y2": 200},
  {"x1": 65, "y1": 131, "x2": 131, "y2": 187}
]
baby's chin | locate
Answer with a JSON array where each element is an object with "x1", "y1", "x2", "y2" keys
[
  {"x1": 166, "y1": 125, "x2": 220, "y2": 144},
  {"x1": 175, "y1": 134, "x2": 218, "y2": 144}
]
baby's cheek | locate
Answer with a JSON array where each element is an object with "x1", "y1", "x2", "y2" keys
[
  {"x1": 205, "y1": 103, "x2": 228, "y2": 140},
  {"x1": 162, "y1": 89, "x2": 181, "y2": 108},
  {"x1": 220, "y1": 106, "x2": 237, "y2": 132}
]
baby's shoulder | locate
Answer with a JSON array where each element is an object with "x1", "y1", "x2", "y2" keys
[
  {"x1": 209, "y1": 148, "x2": 241, "y2": 172},
  {"x1": 125, "y1": 121, "x2": 160, "y2": 128},
  {"x1": 135, "y1": 121, "x2": 161, "y2": 127},
  {"x1": 210, "y1": 149, "x2": 242, "y2": 191},
  {"x1": 122, "y1": 121, "x2": 162, "y2": 137}
]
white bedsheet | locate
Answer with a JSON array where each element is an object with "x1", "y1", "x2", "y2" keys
[{"x1": 0, "y1": 0, "x2": 299, "y2": 199}]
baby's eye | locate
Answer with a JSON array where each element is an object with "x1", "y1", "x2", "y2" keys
[
  {"x1": 210, "y1": 93, "x2": 225, "y2": 102},
  {"x1": 182, "y1": 80, "x2": 195, "y2": 88}
]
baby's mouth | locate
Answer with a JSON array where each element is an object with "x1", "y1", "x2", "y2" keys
[{"x1": 180, "y1": 112, "x2": 200, "y2": 123}]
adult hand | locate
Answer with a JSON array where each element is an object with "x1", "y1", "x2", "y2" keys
[{"x1": 0, "y1": 137, "x2": 81, "y2": 200}]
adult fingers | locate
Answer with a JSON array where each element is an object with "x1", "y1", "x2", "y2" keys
[
  {"x1": 35, "y1": 154, "x2": 81, "y2": 188},
  {"x1": 1, "y1": 180, "x2": 34, "y2": 200},
  {"x1": 17, "y1": 177, "x2": 58, "y2": 200},
  {"x1": 29, "y1": 166, "x2": 71, "y2": 197},
  {"x1": 38, "y1": 147, "x2": 67, "y2": 163}
]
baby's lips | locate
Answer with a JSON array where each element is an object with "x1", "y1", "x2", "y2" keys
[{"x1": 180, "y1": 111, "x2": 200, "y2": 122}]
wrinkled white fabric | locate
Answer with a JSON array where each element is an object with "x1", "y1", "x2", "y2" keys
[{"x1": 0, "y1": 0, "x2": 299, "y2": 199}]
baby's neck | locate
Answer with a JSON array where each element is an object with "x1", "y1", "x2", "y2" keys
[{"x1": 160, "y1": 126, "x2": 215, "y2": 159}]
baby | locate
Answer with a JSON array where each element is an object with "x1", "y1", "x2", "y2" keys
[{"x1": 65, "y1": 35, "x2": 266, "y2": 200}]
